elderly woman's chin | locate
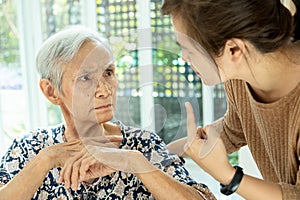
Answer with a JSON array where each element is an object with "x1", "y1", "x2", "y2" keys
[{"x1": 95, "y1": 112, "x2": 115, "y2": 124}]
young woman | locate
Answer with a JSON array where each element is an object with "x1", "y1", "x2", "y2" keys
[{"x1": 162, "y1": 0, "x2": 300, "y2": 199}]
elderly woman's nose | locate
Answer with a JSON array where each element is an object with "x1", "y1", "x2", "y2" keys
[{"x1": 95, "y1": 80, "x2": 111, "y2": 98}]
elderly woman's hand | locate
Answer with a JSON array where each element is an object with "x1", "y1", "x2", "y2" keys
[
  {"x1": 58, "y1": 146, "x2": 116, "y2": 190},
  {"x1": 58, "y1": 135, "x2": 124, "y2": 190},
  {"x1": 59, "y1": 141, "x2": 155, "y2": 191},
  {"x1": 39, "y1": 139, "x2": 83, "y2": 170}
]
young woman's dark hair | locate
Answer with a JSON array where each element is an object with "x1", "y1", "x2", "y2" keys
[
  {"x1": 292, "y1": 0, "x2": 300, "y2": 41},
  {"x1": 162, "y1": 0, "x2": 298, "y2": 56}
]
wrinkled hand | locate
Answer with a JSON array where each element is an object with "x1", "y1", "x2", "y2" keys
[
  {"x1": 58, "y1": 147, "x2": 116, "y2": 191},
  {"x1": 59, "y1": 135, "x2": 155, "y2": 191},
  {"x1": 83, "y1": 145, "x2": 154, "y2": 173},
  {"x1": 39, "y1": 140, "x2": 83, "y2": 169},
  {"x1": 58, "y1": 135, "x2": 123, "y2": 190}
]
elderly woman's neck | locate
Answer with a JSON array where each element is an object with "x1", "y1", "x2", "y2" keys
[
  {"x1": 64, "y1": 121, "x2": 101, "y2": 141},
  {"x1": 64, "y1": 121, "x2": 121, "y2": 142}
]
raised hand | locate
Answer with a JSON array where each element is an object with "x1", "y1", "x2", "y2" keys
[
  {"x1": 185, "y1": 102, "x2": 235, "y2": 183},
  {"x1": 184, "y1": 102, "x2": 204, "y2": 157},
  {"x1": 167, "y1": 102, "x2": 215, "y2": 158}
]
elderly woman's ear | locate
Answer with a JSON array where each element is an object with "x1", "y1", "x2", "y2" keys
[{"x1": 40, "y1": 78, "x2": 62, "y2": 105}]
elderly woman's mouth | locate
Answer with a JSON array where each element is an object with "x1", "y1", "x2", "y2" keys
[{"x1": 94, "y1": 104, "x2": 113, "y2": 110}]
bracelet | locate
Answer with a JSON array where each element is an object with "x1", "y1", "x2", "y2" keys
[{"x1": 220, "y1": 166, "x2": 244, "y2": 196}]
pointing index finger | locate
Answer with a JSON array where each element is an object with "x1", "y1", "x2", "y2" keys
[{"x1": 185, "y1": 102, "x2": 197, "y2": 145}]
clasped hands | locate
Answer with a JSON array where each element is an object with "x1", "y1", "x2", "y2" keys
[
  {"x1": 57, "y1": 135, "x2": 122, "y2": 191},
  {"x1": 52, "y1": 102, "x2": 232, "y2": 191},
  {"x1": 54, "y1": 135, "x2": 154, "y2": 191}
]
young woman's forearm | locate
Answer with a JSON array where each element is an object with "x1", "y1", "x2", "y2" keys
[
  {"x1": 236, "y1": 174, "x2": 282, "y2": 200},
  {"x1": 190, "y1": 154, "x2": 282, "y2": 200},
  {"x1": 0, "y1": 155, "x2": 51, "y2": 200}
]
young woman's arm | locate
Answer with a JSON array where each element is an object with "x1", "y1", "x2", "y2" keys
[{"x1": 184, "y1": 102, "x2": 284, "y2": 200}]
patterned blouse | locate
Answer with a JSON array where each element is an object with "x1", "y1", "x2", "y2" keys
[{"x1": 0, "y1": 121, "x2": 215, "y2": 200}]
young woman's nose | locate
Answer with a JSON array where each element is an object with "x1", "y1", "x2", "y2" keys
[{"x1": 181, "y1": 51, "x2": 191, "y2": 63}]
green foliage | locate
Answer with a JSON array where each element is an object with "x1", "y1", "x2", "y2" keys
[
  {"x1": 47, "y1": 103, "x2": 63, "y2": 125},
  {"x1": 228, "y1": 151, "x2": 239, "y2": 165},
  {"x1": 11, "y1": 122, "x2": 26, "y2": 134}
]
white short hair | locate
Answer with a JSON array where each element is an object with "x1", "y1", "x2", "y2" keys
[{"x1": 36, "y1": 26, "x2": 110, "y2": 92}]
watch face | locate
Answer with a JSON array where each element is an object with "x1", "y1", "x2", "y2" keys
[{"x1": 175, "y1": 31, "x2": 221, "y2": 85}]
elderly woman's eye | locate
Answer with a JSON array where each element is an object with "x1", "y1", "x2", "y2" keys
[
  {"x1": 105, "y1": 70, "x2": 114, "y2": 77},
  {"x1": 79, "y1": 75, "x2": 91, "y2": 81}
]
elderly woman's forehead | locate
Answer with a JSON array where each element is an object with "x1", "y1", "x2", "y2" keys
[
  {"x1": 80, "y1": 41, "x2": 108, "y2": 52},
  {"x1": 81, "y1": 44, "x2": 112, "y2": 62}
]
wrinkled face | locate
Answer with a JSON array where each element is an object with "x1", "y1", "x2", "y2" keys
[
  {"x1": 59, "y1": 41, "x2": 118, "y2": 124},
  {"x1": 172, "y1": 16, "x2": 221, "y2": 85}
]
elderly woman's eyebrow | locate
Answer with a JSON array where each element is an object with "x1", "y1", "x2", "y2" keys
[
  {"x1": 105, "y1": 63, "x2": 115, "y2": 70},
  {"x1": 77, "y1": 67, "x2": 99, "y2": 75}
]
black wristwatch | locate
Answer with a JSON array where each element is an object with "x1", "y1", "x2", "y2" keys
[{"x1": 220, "y1": 166, "x2": 244, "y2": 195}]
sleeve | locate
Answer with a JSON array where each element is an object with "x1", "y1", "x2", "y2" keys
[
  {"x1": 279, "y1": 160, "x2": 300, "y2": 199},
  {"x1": 280, "y1": 183, "x2": 300, "y2": 200},
  {"x1": 0, "y1": 168, "x2": 11, "y2": 185},
  {"x1": 220, "y1": 80, "x2": 247, "y2": 154},
  {"x1": 0, "y1": 139, "x2": 30, "y2": 185},
  {"x1": 279, "y1": 131, "x2": 300, "y2": 200}
]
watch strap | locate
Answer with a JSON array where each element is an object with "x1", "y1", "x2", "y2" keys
[{"x1": 220, "y1": 166, "x2": 244, "y2": 195}]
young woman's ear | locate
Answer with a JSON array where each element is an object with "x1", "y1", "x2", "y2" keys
[
  {"x1": 224, "y1": 38, "x2": 247, "y2": 63},
  {"x1": 39, "y1": 79, "x2": 61, "y2": 105}
]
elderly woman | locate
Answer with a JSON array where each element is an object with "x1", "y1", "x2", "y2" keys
[{"x1": 0, "y1": 26, "x2": 215, "y2": 200}]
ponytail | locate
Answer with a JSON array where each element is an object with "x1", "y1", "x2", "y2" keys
[{"x1": 292, "y1": 0, "x2": 300, "y2": 41}]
